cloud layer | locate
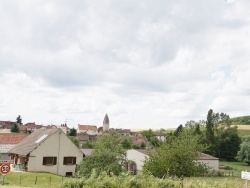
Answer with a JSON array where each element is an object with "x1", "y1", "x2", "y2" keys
[{"x1": 0, "y1": 0, "x2": 250, "y2": 129}]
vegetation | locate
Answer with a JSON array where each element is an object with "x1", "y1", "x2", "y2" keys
[
  {"x1": 68, "y1": 127, "x2": 77, "y2": 136},
  {"x1": 77, "y1": 133, "x2": 126, "y2": 177},
  {"x1": 11, "y1": 123, "x2": 19, "y2": 133},
  {"x1": 62, "y1": 171, "x2": 179, "y2": 188},
  {"x1": 188, "y1": 109, "x2": 242, "y2": 160},
  {"x1": 16, "y1": 115, "x2": 23, "y2": 125},
  {"x1": 0, "y1": 171, "x2": 66, "y2": 187},
  {"x1": 143, "y1": 129, "x2": 209, "y2": 178},
  {"x1": 236, "y1": 135, "x2": 250, "y2": 165},
  {"x1": 231, "y1": 115, "x2": 250, "y2": 125}
]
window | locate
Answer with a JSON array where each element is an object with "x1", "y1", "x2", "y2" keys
[
  {"x1": 42, "y1": 157, "x2": 57, "y2": 166},
  {"x1": 65, "y1": 172, "x2": 73, "y2": 177},
  {"x1": 63, "y1": 157, "x2": 76, "y2": 165}
]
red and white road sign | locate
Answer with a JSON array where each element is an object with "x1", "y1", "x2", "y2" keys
[{"x1": 0, "y1": 163, "x2": 10, "y2": 174}]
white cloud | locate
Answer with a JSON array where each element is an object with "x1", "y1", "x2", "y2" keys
[{"x1": 0, "y1": 0, "x2": 250, "y2": 129}]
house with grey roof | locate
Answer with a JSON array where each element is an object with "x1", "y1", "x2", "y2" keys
[{"x1": 8, "y1": 128, "x2": 83, "y2": 176}]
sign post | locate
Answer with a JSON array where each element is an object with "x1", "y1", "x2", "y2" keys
[
  {"x1": 1, "y1": 163, "x2": 11, "y2": 185},
  {"x1": 241, "y1": 171, "x2": 250, "y2": 188}
]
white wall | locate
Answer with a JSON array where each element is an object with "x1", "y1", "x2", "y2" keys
[
  {"x1": 197, "y1": 159, "x2": 219, "y2": 171},
  {"x1": 126, "y1": 149, "x2": 148, "y2": 173},
  {"x1": 28, "y1": 129, "x2": 83, "y2": 176}
]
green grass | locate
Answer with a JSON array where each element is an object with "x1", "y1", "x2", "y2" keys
[
  {"x1": 0, "y1": 171, "x2": 69, "y2": 187},
  {"x1": 184, "y1": 177, "x2": 245, "y2": 188},
  {"x1": 220, "y1": 160, "x2": 250, "y2": 172}
]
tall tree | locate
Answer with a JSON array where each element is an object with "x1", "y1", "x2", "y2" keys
[
  {"x1": 16, "y1": 115, "x2": 22, "y2": 125},
  {"x1": 217, "y1": 127, "x2": 241, "y2": 160},
  {"x1": 206, "y1": 109, "x2": 215, "y2": 155},
  {"x1": 143, "y1": 129, "x2": 209, "y2": 178},
  {"x1": 68, "y1": 127, "x2": 77, "y2": 136},
  {"x1": 174, "y1": 124, "x2": 183, "y2": 137}
]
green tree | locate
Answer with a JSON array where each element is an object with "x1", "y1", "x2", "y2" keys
[
  {"x1": 149, "y1": 136, "x2": 162, "y2": 147},
  {"x1": 206, "y1": 109, "x2": 215, "y2": 155},
  {"x1": 140, "y1": 129, "x2": 154, "y2": 141},
  {"x1": 217, "y1": 127, "x2": 241, "y2": 160},
  {"x1": 68, "y1": 127, "x2": 77, "y2": 136},
  {"x1": 16, "y1": 115, "x2": 22, "y2": 125},
  {"x1": 11, "y1": 123, "x2": 19, "y2": 133},
  {"x1": 140, "y1": 142, "x2": 146, "y2": 149},
  {"x1": 77, "y1": 133, "x2": 126, "y2": 177},
  {"x1": 143, "y1": 129, "x2": 209, "y2": 178},
  {"x1": 81, "y1": 140, "x2": 94, "y2": 149},
  {"x1": 121, "y1": 139, "x2": 132, "y2": 149},
  {"x1": 236, "y1": 140, "x2": 250, "y2": 165},
  {"x1": 77, "y1": 150, "x2": 123, "y2": 177},
  {"x1": 173, "y1": 124, "x2": 183, "y2": 137}
]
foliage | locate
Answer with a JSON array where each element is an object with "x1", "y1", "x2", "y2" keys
[
  {"x1": 16, "y1": 115, "x2": 22, "y2": 125},
  {"x1": 77, "y1": 150, "x2": 124, "y2": 177},
  {"x1": 236, "y1": 140, "x2": 250, "y2": 165},
  {"x1": 206, "y1": 109, "x2": 215, "y2": 155},
  {"x1": 231, "y1": 116, "x2": 250, "y2": 125},
  {"x1": 0, "y1": 171, "x2": 67, "y2": 187},
  {"x1": 81, "y1": 140, "x2": 94, "y2": 148},
  {"x1": 149, "y1": 136, "x2": 162, "y2": 147},
  {"x1": 68, "y1": 127, "x2": 77, "y2": 136},
  {"x1": 121, "y1": 138, "x2": 132, "y2": 149},
  {"x1": 77, "y1": 133, "x2": 126, "y2": 177},
  {"x1": 140, "y1": 141, "x2": 146, "y2": 149},
  {"x1": 140, "y1": 129, "x2": 154, "y2": 141},
  {"x1": 62, "y1": 171, "x2": 179, "y2": 188},
  {"x1": 68, "y1": 136, "x2": 79, "y2": 147},
  {"x1": 11, "y1": 123, "x2": 19, "y2": 133},
  {"x1": 216, "y1": 127, "x2": 241, "y2": 160},
  {"x1": 173, "y1": 124, "x2": 183, "y2": 137},
  {"x1": 143, "y1": 129, "x2": 209, "y2": 178}
]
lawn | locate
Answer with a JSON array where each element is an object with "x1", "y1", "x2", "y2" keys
[
  {"x1": 0, "y1": 171, "x2": 69, "y2": 187},
  {"x1": 183, "y1": 177, "x2": 245, "y2": 188}
]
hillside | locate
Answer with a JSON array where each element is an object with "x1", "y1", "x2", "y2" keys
[{"x1": 231, "y1": 116, "x2": 250, "y2": 125}]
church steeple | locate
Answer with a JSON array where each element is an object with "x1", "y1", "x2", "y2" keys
[{"x1": 103, "y1": 113, "x2": 109, "y2": 131}]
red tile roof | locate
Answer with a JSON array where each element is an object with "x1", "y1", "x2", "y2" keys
[
  {"x1": 78, "y1": 125, "x2": 97, "y2": 131},
  {"x1": 25, "y1": 122, "x2": 36, "y2": 129},
  {"x1": 0, "y1": 133, "x2": 28, "y2": 144}
]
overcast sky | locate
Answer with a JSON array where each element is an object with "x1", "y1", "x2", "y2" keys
[{"x1": 0, "y1": 0, "x2": 250, "y2": 130}]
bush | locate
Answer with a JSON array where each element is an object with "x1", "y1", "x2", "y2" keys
[{"x1": 61, "y1": 171, "x2": 179, "y2": 188}]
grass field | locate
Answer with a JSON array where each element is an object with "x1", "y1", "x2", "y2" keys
[{"x1": 0, "y1": 171, "x2": 68, "y2": 187}]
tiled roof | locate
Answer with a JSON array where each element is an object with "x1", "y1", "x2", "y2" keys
[
  {"x1": 25, "y1": 122, "x2": 36, "y2": 129},
  {"x1": 80, "y1": 149, "x2": 95, "y2": 156},
  {"x1": 198, "y1": 152, "x2": 218, "y2": 160},
  {"x1": 0, "y1": 133, "x2": 28, "y2": 144},
  {"x1": 18, "y1": 125, "x2": 27, "y2": 131},
  {"x1": 8, "y1": 129, "x2": 58, "y2": 156},
  {"x1": 78, "y1": 125, "x2": 97, "y2": 131},
  {"x1": 116, "y1": 129, "x2": 131, "y2": 134},
  {"x1": 132, "y1": 136, "x2": 148, "y2": 145},
  {"x1": 77, "y1": 134, "x2": 89, "y2": 141}
]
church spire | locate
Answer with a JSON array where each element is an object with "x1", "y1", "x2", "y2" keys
[{"x1": 103, "y1": 113, "x2": 109, "y2": 131}]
